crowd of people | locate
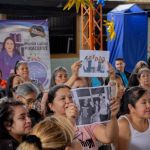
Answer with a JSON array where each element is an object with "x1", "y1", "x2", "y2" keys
[{"x1": 0, "y1": 51, "x2": 150, "y2": 150}]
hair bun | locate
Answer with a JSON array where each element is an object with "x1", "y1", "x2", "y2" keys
[{"x1": 24, "y1": 135, "x2": 42, "y2": 148}]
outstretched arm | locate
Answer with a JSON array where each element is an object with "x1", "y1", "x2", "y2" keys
[
  {"x1": 108, "y1": 63, "x2": 116, "y2": 80},
  {"x1": 93, "y1": 98, "x2": 119, "y2": 144},
  {"x1": 116, "y1": 118, "x2": 130, "y2": 150}
]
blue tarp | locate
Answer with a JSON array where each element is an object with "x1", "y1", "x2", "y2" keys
[{"x1": 107, "y1": 4, "x2": 148, "y2": 73}]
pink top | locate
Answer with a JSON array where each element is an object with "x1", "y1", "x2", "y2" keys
[{"x1": 75, "y1": 123, "x2": 101, "y2": 150}]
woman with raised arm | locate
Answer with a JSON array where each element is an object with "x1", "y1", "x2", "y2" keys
[
  {"x1": 41, "y1": 60, "x2": 81, "y2": 117},
  {"x1": 47, "y1": 84, "x2": 119, "y2": 150}
]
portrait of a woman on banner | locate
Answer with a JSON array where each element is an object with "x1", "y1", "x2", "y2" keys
[{"x1": 0, "y1": 36, "x2": 23, "y2": 79}]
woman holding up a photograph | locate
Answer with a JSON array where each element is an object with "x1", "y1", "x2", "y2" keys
[{"x1": 47, "y1": 84, "x2": 119, "y2": 150}]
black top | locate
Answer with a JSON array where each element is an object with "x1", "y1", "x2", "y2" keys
[{"x1": 0, "y1": 136, "x2": 19, "y2": 150}]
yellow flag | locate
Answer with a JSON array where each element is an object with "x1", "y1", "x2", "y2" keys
[
  {"x1": 104, "y1": 20, "x2": 116, "y2": 41},
  {"x1": 63, "y1": 0, "x2": 93, "y2": 13}
]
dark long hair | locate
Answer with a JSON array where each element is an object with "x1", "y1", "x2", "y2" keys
[
  {"x1": 2, "y1": 37, "x2": 18, "y2": 53},
  {"x1": 119, "y1": 86, "x2": 146, "y2": 116},
  {"x1": 6, "y1": 74, "x2": 21, "y2": 98},
  {"x1": 48, "y1": 84, "x2": 71, "y2": 104},
  {"x1": 0, "y1": 100, "x2": 24, "y2": 138},
  {"x1": 14, "y1": 60, "x2": 28, "y2": 74},
  {"x1": 46, "y1": 84, "x2": 71, "y2": 116},
  {"x1": 127, "y1": 73, "x2": 139, "y2": 89}
]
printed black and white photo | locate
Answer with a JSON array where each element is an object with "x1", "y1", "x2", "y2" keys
[{"x1": 71, "y1": 86, "x2": 111, "y2": 125}]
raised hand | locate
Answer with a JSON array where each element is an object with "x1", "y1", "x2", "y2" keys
[
  {"x1": 110, "y1": 98, "x2": 120, "y2": 118},
  {"x1": 71, "y1": 60, "x2": 81, "y2": 77},
  {"x1": 65, "y1": 103, "x2": 79, "y2": 125},
  {"x1": 107, "y1": 63, "x2": 115, "y2": 80}
]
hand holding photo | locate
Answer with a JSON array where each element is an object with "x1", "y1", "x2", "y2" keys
[{"x1": 71, "y1": 86, "x2": 111, "y2": 125}]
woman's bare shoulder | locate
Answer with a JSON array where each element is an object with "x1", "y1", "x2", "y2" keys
[{"x1": 118, "y1": 116, "x2": 130, "y2": 136}]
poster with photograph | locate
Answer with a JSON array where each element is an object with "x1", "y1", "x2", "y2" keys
[
  {"x1": 0, "y1": 20, "x2": 51, "y2": 90},
  {"x1": 79, "y1": 50, "x2": 109, "y2": 77},
  {"x1": 71, "y1": 86, "x2": 111, "y2": 125}
]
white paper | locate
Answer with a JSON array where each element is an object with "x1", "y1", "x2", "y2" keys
[
  {"x1": 79, "y1": 50, "x2": 109, "y2": 77},
  {"x1": 71, "y1": 86, "x2": 111, "y2": 125}
]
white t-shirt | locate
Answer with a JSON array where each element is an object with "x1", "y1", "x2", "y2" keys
[{"x1": 120, "y1": 115, "x2": 150, "y2": 150}]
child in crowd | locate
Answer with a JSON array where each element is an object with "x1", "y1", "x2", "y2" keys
[
  {"x1": 17, "y1": 116, "x2": 83, "y2": 150},
  {"x1": 0, "y1": 101, "x2": 31, "y2": 150}
]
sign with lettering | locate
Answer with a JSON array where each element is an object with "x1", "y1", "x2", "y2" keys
[
  {"x1": 0, "y1": 20, "x2": 51, "y2": 90},
  {"x1": 79, "y1": 50, "x2": 109, "y2": 77}
]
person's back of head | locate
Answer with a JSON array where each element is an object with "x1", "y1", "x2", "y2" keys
[
  {"x1": 29, "y1": 109, "x2": 43, "y2": 127},
  {"x1": 127, "y1": 73, "x2": 139, "y2": 88},
  {"x1": 17, "y1": 135, "x2": 42, "y2": 150},
  {"x1": 17, "y1": 116, "x2": 75, "y2": 150}
]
